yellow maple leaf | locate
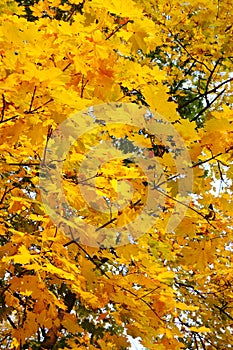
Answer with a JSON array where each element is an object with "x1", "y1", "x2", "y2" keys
[
  {"x1": 61, "y1": 314, "x2": 83, "y2": 333},
  {"x1": 3, "y1": 245, "x2": 33, "y2": 265},
  {"x1": 90, "y1": 0, "x2": 143, "y2": 18},
  {"x1": 189, "y1": 326, "x2": 211, "y2": 333}
]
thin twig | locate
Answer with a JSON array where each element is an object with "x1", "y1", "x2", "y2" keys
[
  {"x1": 156, "y1": 174, "x2": 181, "y2": 187},
  {"x1": 64, "y1": 239, "x2": 111, "y2": 279},
  {"x1": 25, "y1": 98, "x2": 53, "y2": 114},
  {"x1": 41, "y1": 125, "x2": 53, "y2": 166},
  {"x1": 62, "y1": 62, "x2": 72, "y2": 72},
  {"x1": 172, "y1": 61, "x2": 196, "y2": 94},
  {"x1": 196, "y1": 333, "x2": 207, "y2": 350},
  {"x1": 7, "y1": 315, "x2": 17, "y2": 329},
  {"x1": 80, "y1": 75, "x2": 88, "y2": 98},
  {"x1": 193, "y1": 332, "x2": 199, "y2": 350},
  {"x1": 0, "y1": 115, "x2": 19, "y2": 124},
  {"x1": 0, "y1": 187, "x2": 8, "y2": 205},
  {"x1": 191, "y1": 153, "x2": 222, "y2": 168},
  {"x1": 0, "y1": 184, "x2": 19, "y2": 204},
  {"x1": 64, "y1": 240, "x2": 164, "y2": 321},
  {"x1": 78, "y1": 174, "x2": 99, "y2": 184},
  {"x1": 174, "y1": 36, "x2": 211, "y2": 72},
  {"x1": 0, "y1": 162, "x2": 40, "y2": 166},
  {"x1": 117, "y1": 284, "x2": 163, "y2": 321},
  {"x1": 136, "y1": 287, "x2": 160, "y2": 300},
  {"x1": 106, "y1": 20, "x2": 131, "y2": 41},
  {"x1": 177, "y1": 77, "x2": 232, "y2": 111},
  {"x1": 152, "y1": 186, "x2": 216, "y2": 228},
  {"x1": 191, "y1": 145, "x2": 233, "y2": 168},
  {"x1": 1, "y1": 93, "x2": 6, "y2": 122},
  {"x1": 214, "y1": 305, "x2": 233, "y2": 321},
  {"x1": 95, "y1": 218, "x2": 117, "y2": 231},
  {"x1": 28, "y1": 86, "x2": 37, "y2": 113},
  {"x1": 205, "y1": 58, "x2": 223, "y2": 104},
  {"x1": 176, "y1": 281, "x2": 233, "y2": 322},
  {"x1": 48, "y1": 227, "x2": 58, "y2": 249},
  {"x1": 191, "y1": 88, "x2": 226, "y2": 122}
]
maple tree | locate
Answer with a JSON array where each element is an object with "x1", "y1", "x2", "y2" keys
[{"x1": 0, "y1": 0, "x2": 233, "y2": 349}]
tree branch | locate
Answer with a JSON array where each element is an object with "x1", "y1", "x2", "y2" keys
[
  {"x1": 191, "y1": 152, "x2": 223, "y2": 168},
  {"x1": 28, "y1": 86, "x2": 37, "y2": 113},
  {"x1": 95, "y1": 218, "x2": 117, "y2": 232},
  {"x1": 64, "y1": 239, "x2": 111, "y2": 280},
  {"x1": 80, "y1": 75, "x2": 88, "y2": 98},
  {"x1": 177, "y1": 76, "x2": 232, "y2": 112},
  {"x1": 174, "y1": 36, "x2": 211, "y2": 72},
  {"x1": 1, "y1": 93, "x2": 6, "y2": 122},
  {"x1": 196, "y1": 333, "x2": 207, "y2": 350},
  {"x1": 62, "y1": 62, "x2": 72, "y2": 72},
  {"x1": 25, "y1": 98, "x2": 53, "y2": 114},
  {"x1": 64, "y1": 240, "x2": 164, "y2": 321},
  {"x1": 0, "y1": 115, "x2": 19, "y2": 124},
  {"x1": 106, "y1": 20, "x2": 131, "y2": 41},
  {"x1": 41, "y1": 125, "x2": 53, "y2": 166},
  {"x1": 152, "y1": 186, "x2": 216, "y2": 228},
  {"x1": 191, "y1": 88, "x2": 226, "y2": 122},
  {"x1": 205, "y1": 58, "x2": 223, "y2": 104},
  {"x1": 0, "y1": 162, "x2": 40, "y2": 167},
  {"x1": 7, "y1": 315, "x2": 17, "y2": 329}
]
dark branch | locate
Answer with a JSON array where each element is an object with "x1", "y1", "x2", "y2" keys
[
  {"x1": 80, "y1": 75, "x2": 88, "y2": 98},
  {"x1": 1, "y1": 162, "x2": 40, "y2": 167},
  {"x1": 191, "y1": 88, "x2": 226, "y2": 122},
  {"x1": 7, "y1": 315, "x2": 17, "y2": 329},
  {"x1": 106, "y1": 20, "x2": 131, "y2": 41},
  {"x1": 177, "y1": 77, "x2": 232, "y2": 111},
  {"x1": 96, "y1": 218, "x2": 117, "y2": 231},
  {"x1": 62, "y1": 62, "x2": 72, "y2": 72},
  {"x1": 28, "y1": 86, "x2": 37, "y2": 113},
  {"x1": 25, "y1": 98, "x2": 53, "y2": 114},
  {"x1": 1, "y1": 93, "x2": 6, "y2": 122},
  {"x1": 0, "y1": 115, "x2": 19, "y2": 124},
  {"x1": 152, "y1": 186, "x2": 216, "y2": 228},
  {"x1": 174, "y1": 36, "x2": 211, "y2": 72},
  {"x1": 41, "y1": 125, "x2": 53, "y2": 166}
]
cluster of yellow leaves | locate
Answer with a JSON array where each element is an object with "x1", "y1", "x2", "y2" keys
[{"x1": 0, "y1": 0, "x2": 233, "y2": 349}]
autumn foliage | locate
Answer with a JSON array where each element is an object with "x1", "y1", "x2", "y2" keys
[{"x1": 0, "y1": 0, "x2": 233, "y2": 349}]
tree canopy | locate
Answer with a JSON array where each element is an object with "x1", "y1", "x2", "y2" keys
[{"x1": 0, "y1": 0, "x2": 233, "y2": 349}]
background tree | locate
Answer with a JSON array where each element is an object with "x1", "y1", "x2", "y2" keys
[{"x1": 0, "y1": 0, "x2": 233, "y2": 349}]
